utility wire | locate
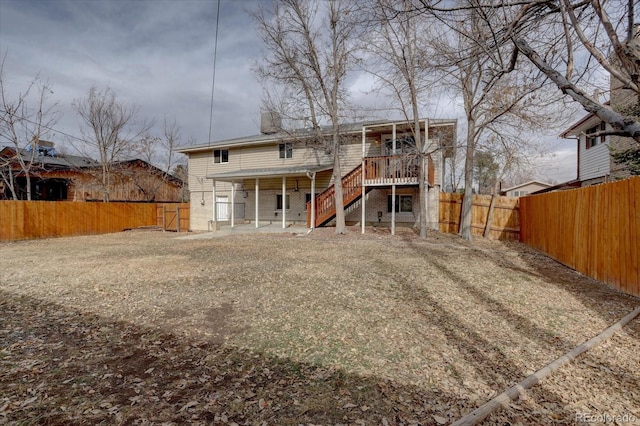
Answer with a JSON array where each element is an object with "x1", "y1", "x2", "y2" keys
[
  {"x1": 207, "y1": 0, "x2": 221, "y2": 145},
  {"x1": 0, "y1": 107, "x2": 90, "y2": 145}
]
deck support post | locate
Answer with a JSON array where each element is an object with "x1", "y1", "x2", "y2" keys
[
  {"x1": 424, "y1": 118, "x2": 430, "y2": 230},
  {"x1": 361, "y1": 125, "x2": 366, "y2": 234},
  {"x1": 391, "y1": 124, "x2": 397, "y2": 236},
  {"x1": 255, "y1": 178, "x2": 259, "y2": 228}
]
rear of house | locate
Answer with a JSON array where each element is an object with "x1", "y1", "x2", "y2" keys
[{"x1": 178, "y1": 118, "x2": 456, "y2": 232}]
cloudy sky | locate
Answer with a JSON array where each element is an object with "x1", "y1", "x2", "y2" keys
[{"x1": 0, "y1": 0, "x2": 578, "y2": 182}]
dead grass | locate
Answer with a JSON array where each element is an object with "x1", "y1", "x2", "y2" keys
[{"x1": 0, "y1": 227, "x2": 639, "y2": 425}]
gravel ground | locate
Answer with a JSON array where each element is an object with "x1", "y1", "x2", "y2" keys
[{"x1": 1, "y1": 227, "x2": 638, "y2": 425}]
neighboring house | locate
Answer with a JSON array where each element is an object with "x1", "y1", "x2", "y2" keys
[
  {"x1": 176, "y1": 116, "x2": 457, "y2": 232},
  {"x1": 0, "y1": 141, "x2": 185, "y2": 202},
  {"x1": 500, "y1": 180, "x2": 553, "y2": 197},
  {"x1": 560, "y1": 70, "x2": 636, "y2": 186}
]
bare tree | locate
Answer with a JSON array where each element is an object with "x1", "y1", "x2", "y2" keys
[
  {"x1": 364, "y1": 0, "x2": 438, "y2": 238},
  {"x1": 444, "y1": 138, "x2": 466, "y2": 193},
  {"x1": 410, "y1": 1, "x2": 640, "y2": 143},
  {"x1": 508, "y1": 0, "x2": 640, "y2": 142},
  {"x1": 479, "y1": 131, "x2": 542, "y2": 238},
  {"x1": 426, "y1": 7, "x2": 558, "y2": 239},
  {"x1": 73, "y1": 86, "x2": 150, "y2": 201},
  {"x1": 0, "y1": 56, "x2": 59, "y2": 200},
  {"x1": 129, "y1": 117, "x2": 185, "y2": 201},
  {"x1": 254, "y1": 0, "x2": 360, "y2": 234}
]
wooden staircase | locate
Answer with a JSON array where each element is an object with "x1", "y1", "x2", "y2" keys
[{"x1": 306, "y1": 164, "x2": 371, "y2": 228}]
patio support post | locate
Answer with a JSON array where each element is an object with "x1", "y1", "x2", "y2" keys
[
  {"x1": 282, "y1": 176, "x2": 286, "y2": 229},
  {"x1": 391, "y1": 124, "x2": 397, "y2": 236},
  {"x1": 361, "y1": 125, "x2": 366, "y2": 234},
  {"x1": 231, "y1": 183, "x2": 235, "y2": 228},
  {"x1": 212, "y1": 180, "x2": 217, "y2": 229},
  {"x1": 255, "y1": 178, "x2": 259, "y2": 228}
]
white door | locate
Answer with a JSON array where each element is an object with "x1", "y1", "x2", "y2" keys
[{"x1": 216, "y1": 196, "x2": 230, "y2": 220}]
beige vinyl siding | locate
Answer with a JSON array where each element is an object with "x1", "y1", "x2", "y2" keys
[
  {"x1": 188, "y1": 151, "x2": 213, "y2": 191},
  {"x1": 210, "y1": 143, "x2": 332, "y2": 172},
  {"x1": 505, "y1": 182, "x2": 551, "y2": 197}
]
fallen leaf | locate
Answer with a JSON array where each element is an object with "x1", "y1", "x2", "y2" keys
[
  {"x1": 179, "y1": 400, "x2": 198, "y2": 411},
  {"x1": 433, "y1": 415, "x2": 447, "y2": 425}
]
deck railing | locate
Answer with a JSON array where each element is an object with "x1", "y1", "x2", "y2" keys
[
  {"x1": 363, "y1": 155, "x2": 419, "y2": 184},
  {"x1": 306, "y1": 164, "x2": 363, "y2": 227}
]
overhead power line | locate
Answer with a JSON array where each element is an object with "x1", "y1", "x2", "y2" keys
[{"x1": 207, "y1": 0, "x2": 222, "y2": 145}]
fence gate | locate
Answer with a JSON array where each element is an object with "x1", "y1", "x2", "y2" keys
[{"x1": 157, "y1": 203, "x2": 189, "y2": 232}]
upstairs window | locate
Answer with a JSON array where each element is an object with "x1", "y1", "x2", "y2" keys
[
  {"x1": 586, "y1": 122, "x2": 606, "y2": 149},
  {"x1": 279, "y1": 142, "x2": 293, "y2": 159},
  {"x1": 384, "y1": 135, "x2": 416, "y2": 155},
  {"x1": 214, "y1": 149, "x2": 229, "y2": 164}
]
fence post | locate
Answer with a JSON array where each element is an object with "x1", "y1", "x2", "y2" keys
[
  {"x1": 162, "y1": 205, "x2": 166, "y2": 231},
  {"x1": 176, "y1": 206, "x2": 181, "y2": 232}
]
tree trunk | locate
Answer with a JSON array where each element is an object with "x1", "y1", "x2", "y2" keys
[
  {"x1": 8, "y1": 169, "x2": 18, "y2": 200},
  {"x1": 25, "y1": 173, "x2": 32, "y2": 201},
  {"x1": 483, "y1": 179, "x2": 501, "y2": 238},
  {"x1": 459, "y1": 121, "x2": 475, "y2": 240},
  {"x1": 415, "y1": 115, "x2": 427, "y2": 239},
  {"x1": 102, "y1": 165, "x2": 110, "y2": 202},
  {"x1": 419, "y1": 156, "x2": 428, "y2": 238},
  {"x1": 332, "y1": 144, "x2": 346, "y2": 234}
]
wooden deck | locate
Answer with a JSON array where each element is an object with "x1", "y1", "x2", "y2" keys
[
  {"x1": 305, "y1": 154, "x2": 436, "y2": 228},
  {"x1": 362, "y1": 155, "x2": 434, "y2": 186}
]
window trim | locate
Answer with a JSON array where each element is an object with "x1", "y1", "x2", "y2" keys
[
  {"x1": 279, "y1": 142, "x2": 293, "y2": 159},
  {"x1": 213, "y1": 149, "x2": 229, "y2": 164},
  {"x1": 276, "y1": 194, "x2": 291, "y2": 210}
]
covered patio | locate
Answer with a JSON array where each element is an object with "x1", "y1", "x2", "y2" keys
[{"x1": 206, "y1": 164, "x2": 331, "y2": 230}]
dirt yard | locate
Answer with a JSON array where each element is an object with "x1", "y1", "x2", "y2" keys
[{"x1": 1, "y1": 227, "x2": 638, "y2": 425}]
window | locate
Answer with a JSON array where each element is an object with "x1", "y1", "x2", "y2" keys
[
  {"x1": 279, "y1": 143, "x2": 293, "y2": 159},
  {"x1": 384, "y1": 135, "x2": 416, "y2": 155},
  {"x1": 586, "y1": 122, "x2": 606, "y2": 149},
  {"x1": 387, "y1": 195, "x2": 413, "y2": 213},
  {"x1": 276, "y1": 194, "x2": 290, "y2": 210},
  {"x1": 214, "y1": 149, "x2": 229, "y2": 163}
]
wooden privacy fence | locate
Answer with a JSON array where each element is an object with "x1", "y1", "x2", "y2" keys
[
  {"x1": 520, "y1": 177, "x2": 639, "y2": 297},
  {"x1": 439, "y1": 193, "x2": 520, "y2": 240},
  {"x1": 0, "y1": 201, "x2": 190, "y2": 241}
]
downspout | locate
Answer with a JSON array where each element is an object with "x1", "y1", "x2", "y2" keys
[{"x1": 306, "y1": 171, "x2": 316, "y2": 230}]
